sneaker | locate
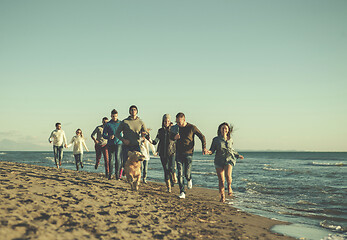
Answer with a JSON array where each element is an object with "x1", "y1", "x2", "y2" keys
[
  {"x1": 143, "y1": 179, "x2": 147, "y2": 184},
  {"x1": 187, "y1": 179, "x2": 192, "y2": 189},
  {"x1": 94, "y1": 164, "x2": 98, "y2": 169},
  {"x1": 179, "y1": 192, "x2": 185, "y2": 199},
  {"x1": 80, "y1": 162, "x2": 84, "y2": 168}
]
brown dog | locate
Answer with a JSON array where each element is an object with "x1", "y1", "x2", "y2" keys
[{"x1": 124, "y1": 151, "x2": 145, "y2": 191}]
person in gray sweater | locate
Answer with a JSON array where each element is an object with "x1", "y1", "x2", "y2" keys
[{"x1": 115, "y1": 105, "x2": 148, "y2": 167}]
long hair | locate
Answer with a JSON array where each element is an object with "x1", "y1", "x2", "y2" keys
[
  {"x1": 162, "y1": 114, "x2": 171, "y2": 128},
  {"x1": 217, "y1": 122, "x2": 233, "y2": 140},
  {"x1": 76, "y1": 128, "x2": 83, "y2": 138}
]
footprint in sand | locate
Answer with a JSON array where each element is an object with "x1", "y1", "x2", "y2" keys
[
  {"x1": 34, "y1": 213, "x2": 51, "y2": 221},
  {"x1": 128, "y1": 214, "x2": 139, "y2": 219},
  {"x1": 19, "y1": 199, "x2": 34, "y2": 204},
  {"x1": 97, "y1": 211, "x2": 110, "y2": 216},
  {"x1": 116, "y1": 210, "x2": 129, "y2": 215},
  {"x1": 12, "y1": 222, "x2": 38, "y2": 235},
  {"x1": 107, "y1": 226, "x2": 118, "y2": 233}
]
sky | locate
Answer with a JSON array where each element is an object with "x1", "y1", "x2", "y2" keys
[{"x1": 0, "y1": 0, "x2": 346, "y2": 152}]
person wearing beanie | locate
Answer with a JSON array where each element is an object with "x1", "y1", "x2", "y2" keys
[{"x1": 115, "y1": 105, "x2": 148, "y2": 167}]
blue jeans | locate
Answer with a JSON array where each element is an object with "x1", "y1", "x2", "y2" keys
[
  {"x1": 74, "y1": 154, "x2": 83, "y2": 170},
  {"x1": 122, "y1": 145, "x2": 140, "y2": 167},
  {"x1": 53, "y1": 145, "x2": 64, "y2": 166},
  {"x1": 108, "y1": 144, "x2": 122, "y2": 179},
  {"x1": 176, "y1": 154, "x2": 193, "y2": 193}
]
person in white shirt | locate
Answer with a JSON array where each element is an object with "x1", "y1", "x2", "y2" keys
[
  {"x1": 68, "y1": 129, "x2": 89, "y2": 171},
  {"x1": 48, "y1": 122, "x2": 68, "y2": 169},
  {"x1": 140, "y1": 131, "x2": 157, "y2": 183}
]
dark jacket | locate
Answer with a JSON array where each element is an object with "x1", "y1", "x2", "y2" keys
[{"x1": 152, "y1": 127, "x2": 176, "y2": 158}]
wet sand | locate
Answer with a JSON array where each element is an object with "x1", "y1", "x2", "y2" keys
[{"x1": 0, "y1": 161, "x2": 294, "y2": 239}]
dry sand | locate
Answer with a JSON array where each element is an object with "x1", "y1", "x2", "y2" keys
[{"x1": 0, "y1": 161, "x2": 294, "y2": 240}]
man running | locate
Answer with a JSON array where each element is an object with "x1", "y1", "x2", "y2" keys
[
  {"x1": 103, "y1": 110, "x2": 122, "y2": 180},
  {"x1": 91, "y1": 117, "x2": 109, "y2": 177},
  {"x1": 174, "y1": 112, "x2": 208, "y2": 199},
  {"x1": 115, "y1": 105, "x2": 148, "y2": 168},
  {"x1": 48, "y1": 122, "x2": 68, "y2": 169}
]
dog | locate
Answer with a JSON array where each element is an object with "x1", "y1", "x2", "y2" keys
[{"x1": 124, "y1": 151, "x2": 145, "y2": 191}]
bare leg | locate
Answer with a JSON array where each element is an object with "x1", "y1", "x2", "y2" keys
[
  {"x1": 216, "y1": 167, "x2": 226, "y2": 202},
  {"x1": 225, "y1": 164, "x2": 233, "y2": 196}
]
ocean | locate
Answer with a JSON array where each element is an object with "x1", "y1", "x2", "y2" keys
[{"x1": 1, "y1": 151, "x2": 346, "y2": 240}]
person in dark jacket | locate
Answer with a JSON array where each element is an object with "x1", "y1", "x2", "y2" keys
[
  {"x1": 152, "y1": 114, "x2": 177, "y2": 192},
  {"x1": 102, "y1": 109, "x2": 122, "y2": 180},
  {"x1": 174, "y1": 112, "x2": 208, "y2": 199}
]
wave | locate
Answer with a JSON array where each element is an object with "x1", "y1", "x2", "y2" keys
[
  {"x1": 320, "y1": 220, "x2": 345, "y2": 233},
  {"x1": 262, "y1": 166, "x2": 288, "y2": 172},
  {"x1": 191, "y1": 171, "x2": 216, "y2": 176},
  {"x1": 193, "y1": 160, "x2": 214, "y2": 163},
  {"x1": 309, "y1": 162, "x2": 345, "y2": 167},
  {"x1": 45, "y1": 157, "x2": 55, "y2": 162},
  {"x1": 0, "y1": 152, "x2": 7, "y2": 155},
  {"x1": 296, "y1": 200, "x2": 318, "y2": 206}
]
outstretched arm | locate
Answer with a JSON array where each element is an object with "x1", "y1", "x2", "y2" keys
[
  {"x1": 83, "y1": 140, "x2": 89, "y2": 152},
  {"x1": 91, "y1": 127, "x2": 98, "y2": 143},
  {"x1": 194, "y1": 126, "x2": 207, "y2": 154},
  {"x1": 63, "y1": 132, "x2": 68, "y2": 148},
  {"x1": 231, "y1": 148, "x2": 244, "y2": 159},
  {"x1": 48, "y1": 131, "x2": 53, "y2": 143},
  {"x1": 149, "y1": 141, "x2": 157, "y2": 156},
  {"x1": 151, "y1": 130, "x2": 160, "y2": 145},
  {"x1": 67, "y1": 137, "x2": 74, "y2": 148},
  {"x1": 208, "y1": 138, "x2": 217, "y2": 155}
]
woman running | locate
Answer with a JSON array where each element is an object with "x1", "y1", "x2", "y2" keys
[{"x1": 208, "y1": 122, "x2": 244, "y2": 202}]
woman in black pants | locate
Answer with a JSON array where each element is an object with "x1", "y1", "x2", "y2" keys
[{"x1": 152, "y1": 114, "x2": 177, "y2": 192}]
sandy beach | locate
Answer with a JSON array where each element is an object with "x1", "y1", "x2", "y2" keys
[{"x1": 0, "y1": 161, "x2": 294, "y2": 240}]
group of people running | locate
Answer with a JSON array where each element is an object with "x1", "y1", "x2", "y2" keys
[{"x1": 48, "y1": 105, "x2": 244, "y2": 202}]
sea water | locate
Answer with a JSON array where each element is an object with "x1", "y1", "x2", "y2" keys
[{"x1": 1, "y1": 151, "x2": 346, "y2": 239}]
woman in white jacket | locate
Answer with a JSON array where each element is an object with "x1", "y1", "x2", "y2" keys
[{"x1": 68, "y1": 129, "x2": 89, "y2": 171}]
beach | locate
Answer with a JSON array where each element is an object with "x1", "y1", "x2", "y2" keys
[{"x1": 0, "y1": 161, "x2": 293, "y2": 240}]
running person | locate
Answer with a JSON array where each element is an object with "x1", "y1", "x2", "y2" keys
[
  {"x1": 115, "y1": 105, "x2": 148, "y2": 168},
  {"x1": 68, "y1": 129, "x2": 89, "y2": 171},
  {"x1": 102, "y1": 109, "x2": 122, "y2": 180},
  {"x1": 208, "y1": 122, "x2": 244, "y2": 202},
  {"x1": 91, "y1": 117, "x2": 109, "y2": 177},
  {"x1": 48, "y1": 122, "x2": 67, "y2": 169},
  {"x1": 174, "y1": 112, "x2": 208, "y2": 199},
  {"x1": 152, "y1": 114, "x2": 177, "y2": 192}
]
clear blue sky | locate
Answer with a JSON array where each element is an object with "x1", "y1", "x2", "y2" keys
[{"x1": 1, "y1": 0, "x2": 346, "y2": 151}]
